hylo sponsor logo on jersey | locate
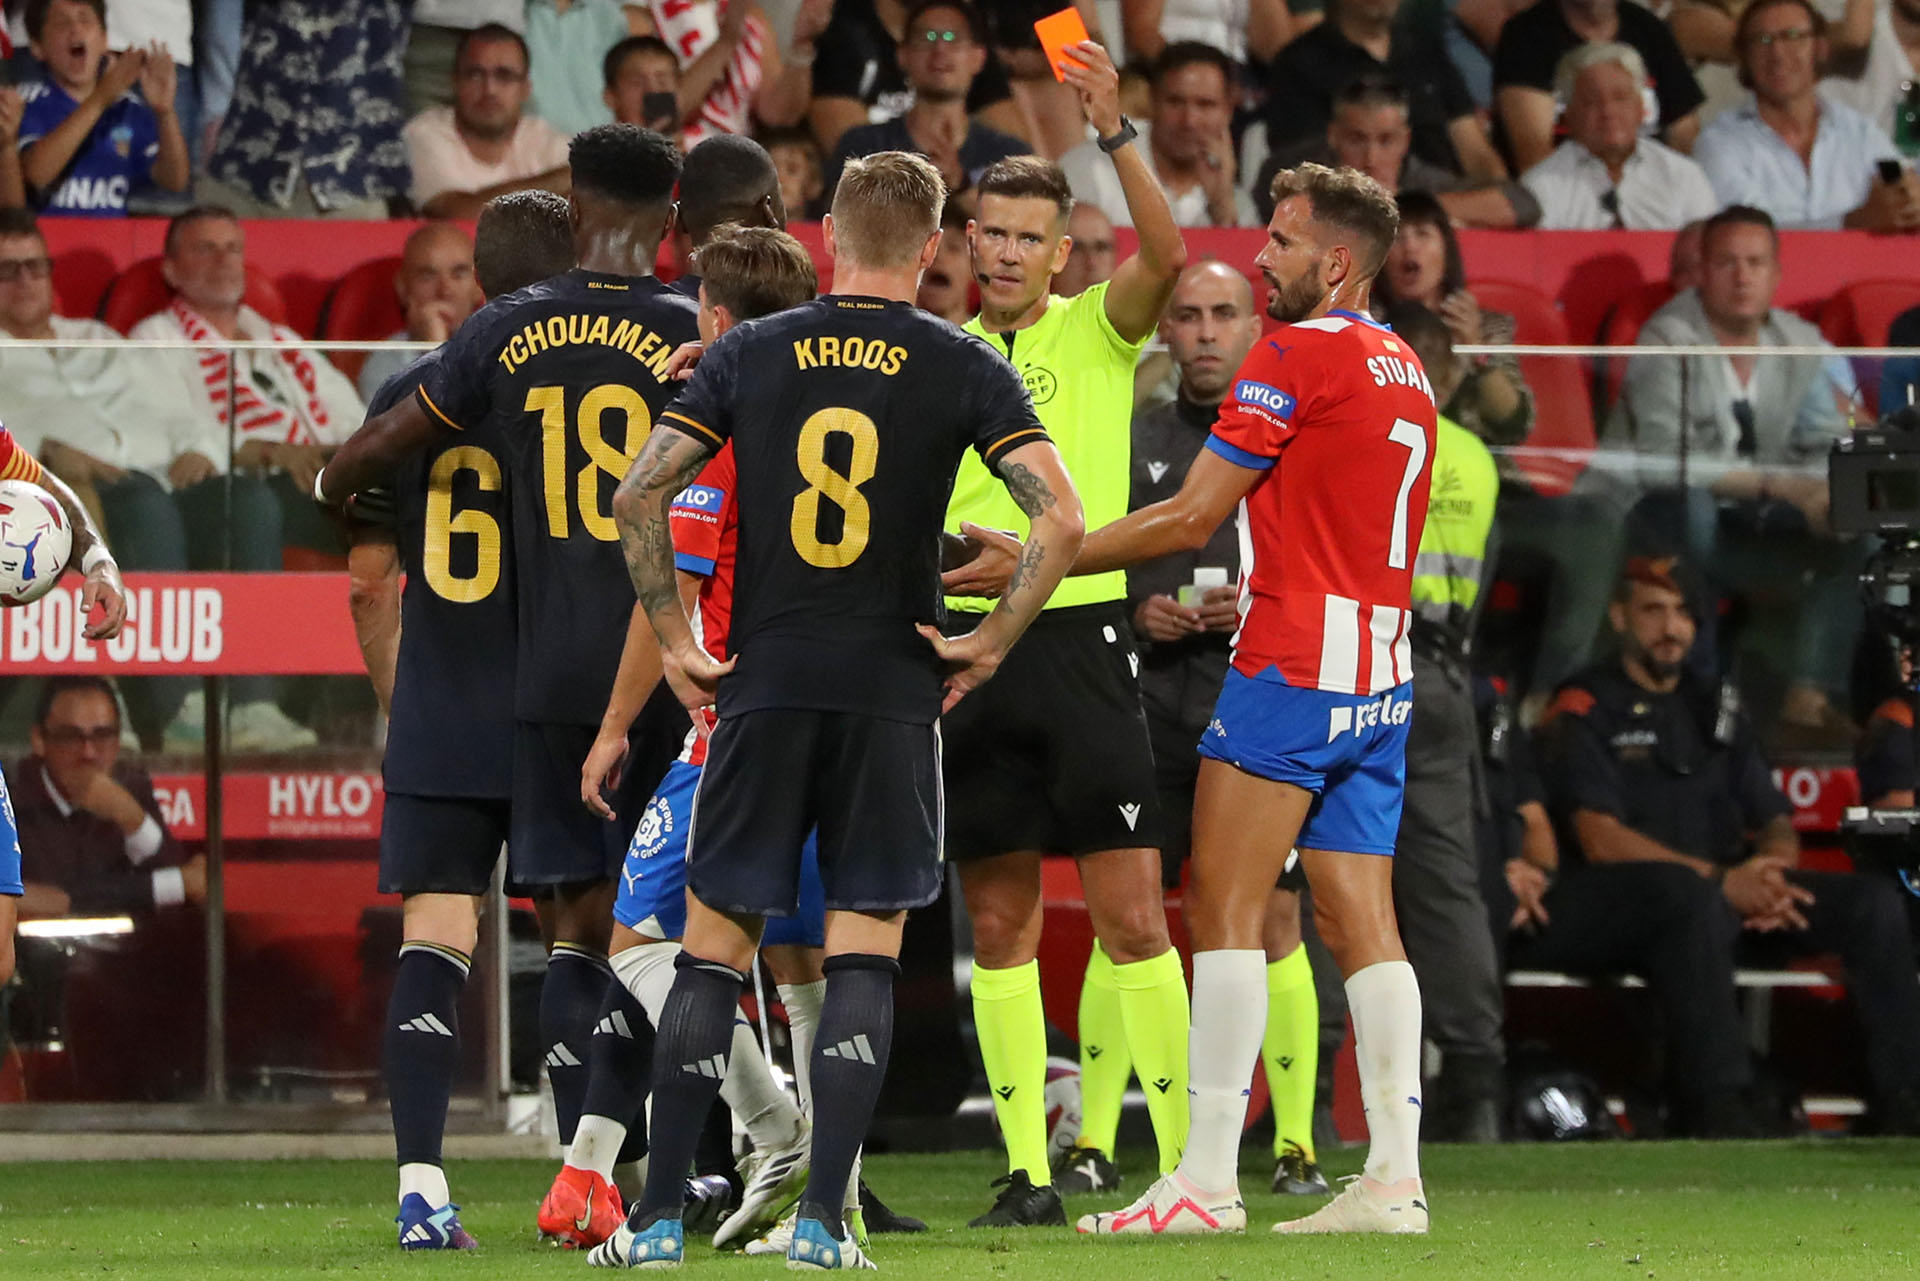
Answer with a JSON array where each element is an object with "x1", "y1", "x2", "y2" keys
[
  {"x1": 1326, "y1": 689, "x2": 1412, "y2": 742},
  {"x1": 671, "y1": 484, "x2": 725, "y2": 523},
  {"x1": 1233, "y1": 379, "x2": 1294, "y2": 423}
]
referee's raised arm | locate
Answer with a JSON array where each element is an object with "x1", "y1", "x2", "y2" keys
[{"x1": 1057, "y1": 39, "x2": 1185, "y2": 342}]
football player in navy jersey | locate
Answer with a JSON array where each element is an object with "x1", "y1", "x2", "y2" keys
[
  {"x1": 321, "y1": 125, "x2": 707, "y2": 1245},
  {"x1": 344, "y1": 188, "x2": 575, "y2": 1252}
]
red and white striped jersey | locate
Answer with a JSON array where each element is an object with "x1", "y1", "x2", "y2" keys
[
  {"x1": 652, "y1": 0, "x2": 768, "y2": 145},
  {"x1": 1203, "y1": 309, "x2": 1437, "y2": 695},
  {"x1": 667, "y1": 443, "x2": 738, "y2": 765}
]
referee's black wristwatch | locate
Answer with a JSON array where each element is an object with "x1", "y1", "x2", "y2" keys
[{"x1": 1096, "y1": 116, "x2": 1137, "y2": 153}]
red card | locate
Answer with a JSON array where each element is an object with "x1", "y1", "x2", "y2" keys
[{"x1": 1033, "y1": 7, "x2": 1092, "y2": 82}]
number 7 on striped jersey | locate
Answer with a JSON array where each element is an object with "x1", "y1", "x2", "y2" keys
[{"x1": 1386, "y1": 417, "x2": 1428, "y2": 571}]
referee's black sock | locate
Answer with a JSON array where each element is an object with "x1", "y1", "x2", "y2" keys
[
  {"x1": 637, "y1": 952, "x2": 747, "y2": 1221},
  {"x1": 542, "y1": 943, "x2": 612, "y2": 1149},
  {"x1": 796, "y1": 953, "x2": 898, "y2": 1239},
  {"x1": 385, "y1": 942, "x2": 469, "y2": 1181}
]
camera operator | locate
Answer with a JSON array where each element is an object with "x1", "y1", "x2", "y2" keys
[{"x1": 1540, "y1": 556, "x2": 1920, "y2": 1134}]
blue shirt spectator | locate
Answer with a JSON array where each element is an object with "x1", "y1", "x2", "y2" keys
[
  {"x1": 526, "y1": 0, "x2": 647, "y2": 136},
  {"x1": 15, "y1": 0, "x2": 186, "y2": 218},
  {"x1": 1693, "y1": 0, "x2": 1920, "y2": 233}
]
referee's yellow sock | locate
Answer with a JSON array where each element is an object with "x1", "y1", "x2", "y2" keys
[
  {"x1": 1264, "y1": 944, "x2": 1319, "y2": 1163},
  {"x1": 1113, "y1": 946, "x2": 1191, "y2": 1173},
  {"x1": 1075, "y1": 940, "x2": 1132, "y2": 1157},
  {"x1": 971, "y1": 959, "x2": 1052, "y2": 1186}
]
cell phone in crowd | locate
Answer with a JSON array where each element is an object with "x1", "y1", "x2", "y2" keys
[
  {"x1": 1177, "y1": 566, "x2": 1230, "y2": 608},
  {"x1": 643, "y1": 91, "x2": 679, "y2": 131},
  {"x1": 1880, "y1": 158, "x2": 1905, "y2": 185}
]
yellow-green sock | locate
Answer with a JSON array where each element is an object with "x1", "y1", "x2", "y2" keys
[
  {"x1": 1263, "y1": 945, "x2": 1318, "y2": 1162},
  {"x1": 1075, "y1": 940, "x2": 1132, "y2": 1157},
  {"x1": 971, "y1": 959, "x2": 1052, "y2": 1185},
  {"x1": 1113, "y1": 946, "x2": 1191, "y2": 1173}
]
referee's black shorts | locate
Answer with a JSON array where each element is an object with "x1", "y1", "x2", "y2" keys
[{"x1": 941, "y1": 602, "x2": 1164, "y2": 860}]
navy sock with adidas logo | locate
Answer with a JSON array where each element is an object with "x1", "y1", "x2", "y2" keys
[
  {"x1": 581, "y1": 975, "x2": 655, "y2": 1163},
  {"x1": 542, "y1": 943, "x2": 614, "y2": 1151},
  {"x1": 636, "y1": 952, "x2": 746, "y2": 1221},
  {"x1": 798, "y1": 953, "x2": 899, "y2": 1237},
  {"x1": 385, "y1": 942, "x2": 470, "y2": 1177}
]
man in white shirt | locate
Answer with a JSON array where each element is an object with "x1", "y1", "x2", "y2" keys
[
  {"x1": 0, "y1": 207, "x2": 315, "y2": 751},
  {"x1": 1524, "y1": 42, "x2": 1719, "y2": 228},
  {"x1": 403, "y1": 24, "x2": 570, "y2": 219},
  {"x1": 356, "y1": 222, "x2": 481, "y2": 403},
  {"x1": 1059, "y1": 41, "x2": 1257, "y2": 227},
  {"x1": 1695, "y1": 0, "x2": 1920, "y2": 229}
]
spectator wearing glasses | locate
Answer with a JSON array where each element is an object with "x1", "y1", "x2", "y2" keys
[
  {"x1": 16, "y1": 0, "x2": 187, "y2": 217},
  {"x1": 809, "y1": 0, "x2": 1026, "y2": 155},
  {"x1": 403, "y1": 24, "x2": 570, "y2": 220},
  {"x1": 1523, "y1": 42, "x2": 1718, "y2": 229},
  {"x1": 12, "y1": 677, "x2": 202, "y2": 919},
  {"x1": 824, "y1": 1, "x2": 1028, "y2": 202},
  {"x1": 1695, "y1": 0, "x2": 1916, "y2": 229}
]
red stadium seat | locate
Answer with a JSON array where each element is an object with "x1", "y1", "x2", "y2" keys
[
  {"x1": 1466, "y1": 280, "x2": 1596, "y2": 495},
  {"x1": 1596, "y1": 279, "x2": 1676, "y2": 409},
  {"x1": 315, "y1": 256, "x2": 404, "y2": 383},
  {"x1": 97, "y1": 257, "x2": 290, "y2": 335},
  {"x1": 1819, "y1": 280, "x2": 1920, "y2": 349}
]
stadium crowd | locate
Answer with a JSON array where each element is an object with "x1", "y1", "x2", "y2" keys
[{"x1": 4, "y1": 0, "x2": 1920, "y2": 1204}]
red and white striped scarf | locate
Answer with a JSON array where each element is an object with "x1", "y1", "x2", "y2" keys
[
  {"x1": 169, "y1": 299, "x2": 331, "y2": 446},
  {"x1": 652, "y1": 0, "x2": 767, "y2": 145}
]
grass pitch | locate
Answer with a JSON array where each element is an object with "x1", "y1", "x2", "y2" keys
[{"x1": 2, "y1": 1142, "x2": 1918, "y2": 1280}]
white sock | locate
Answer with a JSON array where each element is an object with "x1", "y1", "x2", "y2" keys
[
  {"x1": 398, "y1": 1162, "x2": 449, "y2": 1208},
  {"x1": 611, "y1": 941, "x2": 679, "y2": 1022},
  {"x1": 613, "y1": 939, "x2": 803, "y2": 1150},
  {"x1": 723, "y1": 1018, "x2": 806, "y2": 1149},
  {"x1": 614, "y1": 1158, "x2": 646, "y2": 1194},
  {"x1": 1180, "y1": 949, "x2": 1267, "y2": 1194},
  {"x1": 844, "y1": 1150, "x2": 863, "y2": 1213},
  {"x1": 777, "y1": 979, "x2": 826, "y2": 1118},
  {"x1": 569, "y1": 1113, "x2": 627, "y2": 1184},
  {"x1": 1346, "y1": 960, "x2": 1423, "y2": 1188}
]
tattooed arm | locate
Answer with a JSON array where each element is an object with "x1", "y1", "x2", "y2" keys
[
  {"x1": 918, "y1": 441, "x2": 1084, "y2": 711},
  {"x1": 612, "y1": 425, "x2": 730, "y2": 708}
]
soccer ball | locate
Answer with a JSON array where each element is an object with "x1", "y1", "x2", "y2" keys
[
  {"x1": 0, "y1": 479, "x2": 71, "y2": 605},
  {"x1": 1044, "y1": 1056, "x2": 1083, "y2": 1161}
]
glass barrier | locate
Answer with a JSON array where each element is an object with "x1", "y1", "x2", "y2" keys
[{"x1": 0, "y1": 333, "x2": 1910, "y2": 1118}]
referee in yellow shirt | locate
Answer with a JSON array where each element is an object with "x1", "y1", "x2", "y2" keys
[{"x1": 937, "y1": 38, "x2": 1188, "y2": 1227}]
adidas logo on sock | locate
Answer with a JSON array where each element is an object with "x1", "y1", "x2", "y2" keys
[
  {"x1": 821, "y1": 1034, "x2": 876, "y2": 1065},
  {"x1": 681, "y1": 1053, "x2": 727, "y2": 1079},
  {"x1": 595, "y1": 1011, "x2": 634, "y2": 1040},
  {"x1": 545, "y1": 1043, "x2": 582, "y2": 1068},
  {"x1": 398, "y1": 1014, "x2": 453, "y2": 1036}
]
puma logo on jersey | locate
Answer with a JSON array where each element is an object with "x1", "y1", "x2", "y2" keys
[
  {"x1": 1327, "y1": 690, "x2": 1413, "y2": 742},
  {"x1": 1119, "y1": 802, "x2": 1141, "y2": 830},
  {"x1": 1146, "y1": 460, "x2": 1169, "y2": 483}
]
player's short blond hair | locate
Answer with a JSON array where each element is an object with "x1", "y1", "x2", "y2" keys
[
  {"x1": 1268, "y1": 162, "x2": 1400, "y2": 280},
  {"x1": 696, "y1": 224, "x2": 818, "y2": 320},
  {"x1": 829, "y1": 151, "x2": 946, "y2": 271}
]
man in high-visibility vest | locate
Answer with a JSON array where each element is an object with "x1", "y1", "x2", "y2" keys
[{"x1": 1380, "y1": 300, "x2": 1505, "y2": 1142}]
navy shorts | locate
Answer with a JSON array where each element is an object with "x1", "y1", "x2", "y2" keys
[
  {"x1": 614, "y1": 759, "x2": 825, "y2": 946},
  {"x1": 688, "y1": 709, "x2": 943, "y2": 917},
  {"x1": 1198, "y1": 667, "x2": 1412, "y2": 856},
  {"x1": 0, "y1": 767, "x2": 21, "y2": 897},
  {"x1": 378, "y1": 792, "x2": 510, "y2": 896},
  {"x1": 510, "y1": 721, "x2": 650, "y2": 889}
]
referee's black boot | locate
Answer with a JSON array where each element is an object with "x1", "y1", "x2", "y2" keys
[{"x1": 967, "y1": 1171, "x2": 1067, "y2": 1228}]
